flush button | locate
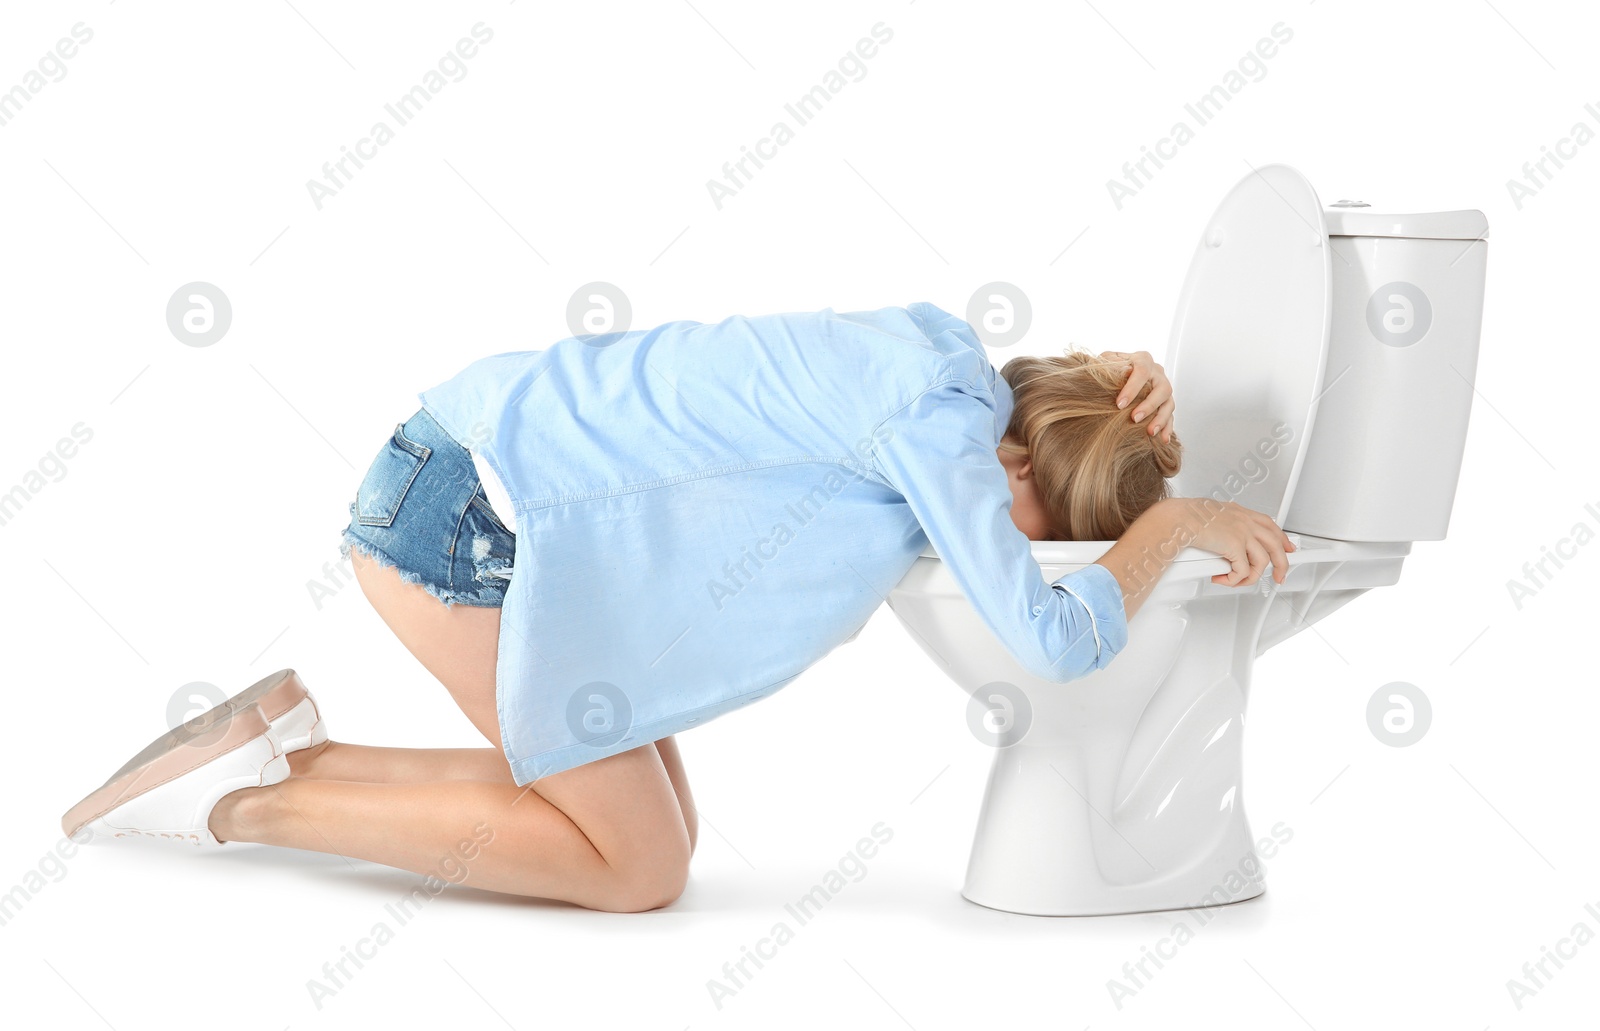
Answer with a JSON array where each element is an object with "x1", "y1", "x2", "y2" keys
[{"x1": 1329, "y1": 199, "x2": 1370, "y2": 207}]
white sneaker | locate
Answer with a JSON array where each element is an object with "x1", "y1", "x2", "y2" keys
[{"x1": 63, "y1": 701, "x2": 290, "y2": 846}]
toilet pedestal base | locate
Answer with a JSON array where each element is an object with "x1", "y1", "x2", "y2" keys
[
  {"x1": 958, "y1": 741, "x2": 1268, "y2": 917},
  {"x1": 960, "y1": 883, "x2": 1264, "y2": 918}
]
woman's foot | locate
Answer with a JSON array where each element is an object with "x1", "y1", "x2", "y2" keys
[{"x1": 207, "y1": 780, "x2": 279, "y2": 843}]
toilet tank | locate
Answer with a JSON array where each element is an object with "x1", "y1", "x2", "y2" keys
[{"x1": 1283, "y1": 206, "x2": 1489, "y2": 542}]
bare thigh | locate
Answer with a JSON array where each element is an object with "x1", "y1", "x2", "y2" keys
[
  {"x1": 348, "y1": 547, "x2": 507, "y2": 748},
  {"x1": 347, "y1": 549, "x2": 698, "y2": 853}
]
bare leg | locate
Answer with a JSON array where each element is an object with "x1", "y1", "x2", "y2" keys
[
  {"x1": 212, "y1": 742, "x2": 688, "y2": 911},
  {"x1": 653, "y1": 735, "x2": 698, "y2": 855},
  {"x1": 287, "y1": 740, "x2": 514, "y2": 783},
  {"x1": 288, "y1": 738, "x2": 698, "y2": 856},
  {"x1": 209, "y1": 550, "x2": 696, "y2": 910}
]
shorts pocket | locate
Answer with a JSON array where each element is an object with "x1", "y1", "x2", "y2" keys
[{"x1": 355, "y1": 423, "x2": 432, "y2": 527}]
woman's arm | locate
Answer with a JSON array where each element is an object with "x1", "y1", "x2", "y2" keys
[
  {"x1": 1095, "y1": 497, "x2": 1298, "y2": 622},
  {"x1": 1091, "y1": 351, "x2": 1291, "y2": 620},
  {"x1": 871, "y1": 372, "x2": 1130, "y2": 683}
]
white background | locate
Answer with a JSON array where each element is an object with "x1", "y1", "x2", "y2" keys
[{"x1": 1, "y1": 0, "x2": 1595, "y2": 1028}]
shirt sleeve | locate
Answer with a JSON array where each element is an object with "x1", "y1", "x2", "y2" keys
[{"x1": 870, "y1": 367, "x2": 1129, "y2": 683}]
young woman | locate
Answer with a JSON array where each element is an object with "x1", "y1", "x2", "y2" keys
[{"x1": 62, "y1": 301, "x2": 1294, "y2": 912}]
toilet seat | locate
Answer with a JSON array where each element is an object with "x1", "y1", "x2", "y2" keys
[
  {"x1": 919, "y1": 539, "x2": 1238, "y2": 583},
  {"x1": 1165, "y1": 164, "x2": 1332, "y2": 528},
  {"x1": 1027, "y1": 540, "x2": 1228, "y2": 572}
]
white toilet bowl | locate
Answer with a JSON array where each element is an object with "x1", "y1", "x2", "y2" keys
[
  {"x1": 890, "y1": 533, "x2": 1406, "y2": 915},
  {"x1": 886, "y1": 165, "x2": 1488, "y2": 916}
]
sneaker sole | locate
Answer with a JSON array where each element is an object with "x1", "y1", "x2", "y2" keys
[
  {"x1": 215, "y1": 668, "x2": 326, "y2": 752},
  {"x1": 60, "y1": 669, "x2": 319, "y2": 841},
  {"x1": 62, "y1": 702, "x2": 283, "y2": 842}
]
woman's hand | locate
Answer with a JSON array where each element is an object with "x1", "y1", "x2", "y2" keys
[
  {"x1": 1162, "y1": 497, "x2": 1296, "y2": 587},
  {"x1": 1100, "y1": 350, "x2": 1175, "y2": 443},
  {"x1": 1096, "y1": 497, "x2": 1297, "y2": 622}
]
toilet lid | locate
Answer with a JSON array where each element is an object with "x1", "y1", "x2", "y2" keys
[{"x1": 1165, "y1": 164, "x2": 1331, "y2": 527}]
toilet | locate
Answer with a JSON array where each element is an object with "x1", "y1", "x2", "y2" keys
[{"x1": 885, "y1": 164, "x2": 1488, "y2": 916}]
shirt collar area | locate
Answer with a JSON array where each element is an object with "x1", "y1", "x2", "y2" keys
[{"x1": 990, "y1": 364, "x2": 1015, "y2": 445}]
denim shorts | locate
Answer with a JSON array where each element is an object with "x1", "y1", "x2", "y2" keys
[{"x1": 339, "y1": 408, "x2": 516, "y2": 607}]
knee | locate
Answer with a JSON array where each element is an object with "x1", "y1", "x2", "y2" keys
[{"x1": 602, "y1": 840, "x2": 691, "y2": 913}]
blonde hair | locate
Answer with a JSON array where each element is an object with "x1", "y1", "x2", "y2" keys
[{"x1": 998, "y1": 351, "x2": 1183, "y2": 541}]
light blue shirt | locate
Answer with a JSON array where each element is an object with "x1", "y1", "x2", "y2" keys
[{"x1": 418, "y1": 302, "x2": 1128, "y2": 784}]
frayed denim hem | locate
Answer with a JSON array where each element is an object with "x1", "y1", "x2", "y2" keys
[{"x1": 339, "y1": 530, "x2": 505, "y2": 608}]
